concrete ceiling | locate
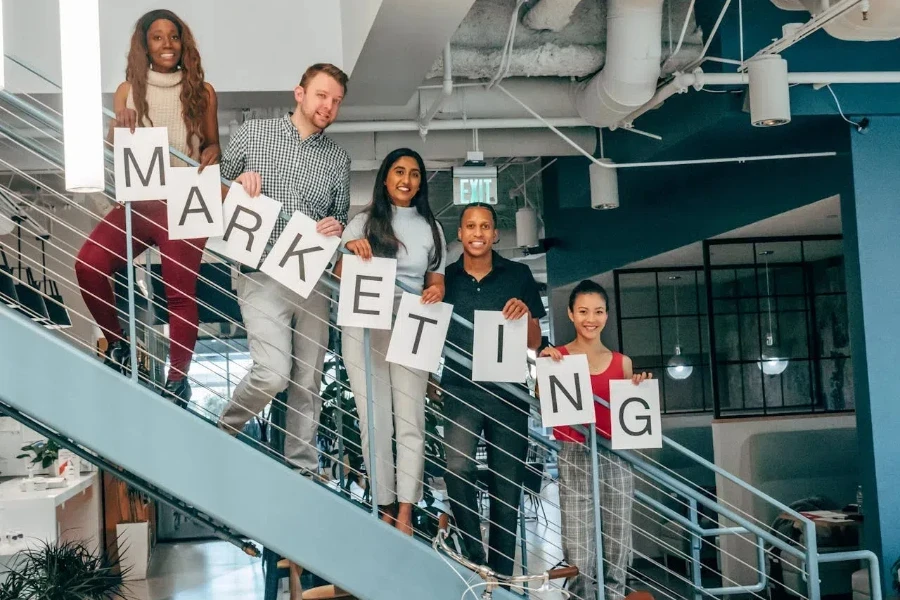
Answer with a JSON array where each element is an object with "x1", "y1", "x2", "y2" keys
[{"x1": 431, "y1": 0, "x2": 703, "y2": 80}]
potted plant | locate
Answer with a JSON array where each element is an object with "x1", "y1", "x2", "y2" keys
[
  {"x1": 0, "y1": 538, "x2": 130, "y2": 599},
  {"x1": 16, "y1": 440, "x2": 60, "y2": 477}
]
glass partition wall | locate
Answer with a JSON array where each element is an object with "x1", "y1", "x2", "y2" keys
[{"x1": 614, "y1": 235, "x2": 851, "y2": 417}]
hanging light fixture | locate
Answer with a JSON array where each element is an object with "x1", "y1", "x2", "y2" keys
[
  {"x1": 666, "y1": 275, "x2": 693, "y2": 380},
  {"x1": 12, "y1": 223, "x2": 49, "y2": 324},
  {"x1": 757, "y1": 250, "x2": 789, "y2": 375},
  {"x1": 38, "y1": 239, "x2": 71, "y2": 330},
  {"x1": 59, "y1": 0, "x2": 105, "y2": 192},
  {"x1": 0, "y1": 249, "x2": 18, "y2": 308},
  {"x1": 748, "y1": 55, "x2": 791, "y2": 127}
]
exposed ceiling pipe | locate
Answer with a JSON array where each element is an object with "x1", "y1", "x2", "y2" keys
[
  {"x1": 497, "y1": 82, "x2": 835, "y2": 169},
  {"x1": 418, "y1": 43, "x2": 453, "y2": 137},
  {"x1": 574, "y1": 0, "x2": 664, "y2": 127},
  {"x1": 522, "y1": 0, "x2": 584, "y2": 32},
  {"x1": 621, "y1": 68, "x2": 900, "y2": 126},
  {"x1": 327, "y1": 117, "x2": 590, "y2": 134}
]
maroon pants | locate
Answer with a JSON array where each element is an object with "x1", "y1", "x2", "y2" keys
[{"x1": 75, "y1": 201, "x2": 206, "y2": 381}]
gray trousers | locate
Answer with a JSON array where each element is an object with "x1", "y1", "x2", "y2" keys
[
  {"x1": 218, "y1": 272, "x2": 329, "y2": 473},
  {"x1": 342, "y1": 326, "x2": 428, "y2": 505},
  {"x1": 559, "y1": 441, "x2": 634, "y2": 600}
]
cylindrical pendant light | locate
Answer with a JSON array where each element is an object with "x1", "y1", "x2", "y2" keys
[
  {"x1": 748, "y1": 55, "x2": 791, "y2": 127},
  {"x1": 590, "y1": 159, "x2": 619, "y2": 210},
  {"x1": 516, "y1": 207, "x2": 539, "y2": 248},
  {"x1": 59, "y1": 0, "x2": 105, "y2": 192}
]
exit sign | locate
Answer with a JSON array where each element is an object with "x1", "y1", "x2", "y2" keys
[{"x1": 452, "y1": 165, "x2": 499, "y2": 205}]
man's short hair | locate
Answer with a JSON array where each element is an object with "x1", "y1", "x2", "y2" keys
[
  {"x1": 299, "y1": 63, "x2": 349, "y2": 94},
  {"x1": 458, "y1": 202, "x2": 498, "y2": 228}
]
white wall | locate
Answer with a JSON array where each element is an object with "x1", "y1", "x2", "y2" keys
[
  {"x1": 0, "y1": 418, "x2": 46, "y2": 477},
  {"x1": 5, "y1": 1, "x2": 345, "y2": 94}
]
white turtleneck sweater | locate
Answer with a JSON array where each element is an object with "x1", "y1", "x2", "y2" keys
[{"x1": 126, "y1": 69, "x2": 200, "y2": 167}]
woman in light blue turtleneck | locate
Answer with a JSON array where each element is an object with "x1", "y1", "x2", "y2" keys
[{"x1": 335, "y1": 147, "x2": 446, "y2": 535}]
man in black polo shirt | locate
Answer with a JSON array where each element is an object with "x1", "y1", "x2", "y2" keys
[{"x1": 442, "y1": 202, "x2": 544, "y2": 577}]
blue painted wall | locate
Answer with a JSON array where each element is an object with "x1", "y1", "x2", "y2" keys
[
  {"x1": 843, "y1": 116, "x2": 900, "y2": 592},
  {"x1": 543, "y1": 119, "x2": 852, "y2": 287}
]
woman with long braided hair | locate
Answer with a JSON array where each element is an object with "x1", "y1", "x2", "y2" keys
[{"x1": 75, "y1": 9, "x2": 219, "y2": 406}]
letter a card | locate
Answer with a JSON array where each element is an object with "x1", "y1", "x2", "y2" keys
[{"x1": 166, "y1": 165, "x2": 225, "y2": 240}]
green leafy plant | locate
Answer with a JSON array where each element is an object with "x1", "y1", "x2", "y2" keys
[
  {"x1": 0, "y1": 538, "x2": 130, "y2": 599},
  {"x1": 16, "y1": 439, "x2": 60, "y2": 470}
]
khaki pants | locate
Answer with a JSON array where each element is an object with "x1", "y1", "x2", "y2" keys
[{"x1": 218, "y1": 272, "x2": 329, "y2": 473}]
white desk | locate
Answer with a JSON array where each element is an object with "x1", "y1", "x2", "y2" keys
[{"x1": 0, "y1": 473, "x2": 102, "y2": 557}]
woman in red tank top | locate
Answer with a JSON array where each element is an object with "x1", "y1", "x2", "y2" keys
[{"x1": 540, "y1": 280, "x2": 651, "y2": 600}]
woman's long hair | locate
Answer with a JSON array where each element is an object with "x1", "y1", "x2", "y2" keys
[
  {"x1": 125, "y1": 9, "x2": 208, "y2": 151},
  {"x1": 364, "y1": 148, "x2": 444, "y2": 271}
]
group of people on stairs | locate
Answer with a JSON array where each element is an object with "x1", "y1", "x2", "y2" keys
[{"x1": 71, "y1": 9, "x2": 646, "y2": 600}]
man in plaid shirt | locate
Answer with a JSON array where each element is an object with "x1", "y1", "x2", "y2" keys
[{"x1": 217, "y1": 63, "x2": 350, "y2": 477}]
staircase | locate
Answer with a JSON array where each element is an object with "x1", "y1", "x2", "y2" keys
[{"x1": 0, "y1": 54, "x2": 883, "y2": 600}]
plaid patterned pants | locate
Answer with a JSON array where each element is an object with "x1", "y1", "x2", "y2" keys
[{"x1": 558, "y1": 441, "x2": 634, "y2": 600}]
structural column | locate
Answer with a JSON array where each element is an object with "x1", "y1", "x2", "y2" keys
[{"x1": 842, "y1": 116, "x2": 900, "y2": 594}]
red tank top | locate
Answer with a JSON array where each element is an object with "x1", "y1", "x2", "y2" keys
[{"x1": 552, "y1": 347, "x2": 625, "y2": 443}]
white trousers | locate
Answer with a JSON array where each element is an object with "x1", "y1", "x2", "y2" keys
[{"x1": 342, "y1": 325, "x2": 428, "y2": 505}]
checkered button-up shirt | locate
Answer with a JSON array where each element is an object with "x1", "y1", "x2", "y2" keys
[{"x1": 220, "y1": 113, "x2": 350, "y2": 253}]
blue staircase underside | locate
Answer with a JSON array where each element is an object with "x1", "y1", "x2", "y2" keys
[{"x1": 0, "y1": 308, "x2": 520, "y2": 600}]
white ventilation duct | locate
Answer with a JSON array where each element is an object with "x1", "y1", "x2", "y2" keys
[
  {"x1": 522, "y1": 0, "x2": 584, "y2": 32},
  {"x1": 575, "y1": 0, "x2": 663, "y2": 128}
]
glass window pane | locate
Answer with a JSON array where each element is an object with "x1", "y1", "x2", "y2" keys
[
  {"x1": 621, "y1": 317, "x2": 661, "y2": 368},
  {"x1": 663, "y1": 370, "x2": 706, "y2": 412},
  {"x1": 819, "y1": 357, "x2": 854, "y2": 411},
  {"x1": 711, "y1": 269, "x2": 736, "y2": 299},
  {"x1": 659, "y1": 272, "x2": 698, "y2": 316},
  {"x1": 717, "y1": 364, "x2": 744, "y2": 411},
  {"x1": 783, "y1": 360, "x2": 813, "y2": 408},
  {"x1": 619, "y1": 272, "x2": 658, "y2": 318},
  {"x1": 815, "y1": 295, "x2": 850, "y2": 357}
]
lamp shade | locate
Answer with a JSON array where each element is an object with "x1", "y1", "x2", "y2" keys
[
  {"x1": 15, "y1": 269, "x2": 49, "y2": 324},
  {"x1": 666, "y1": 345, "x2": 693, "y2": 380},
  {"x1": 590, "y1": 159, "x2": 619, "y2": 210},
  {"x1": 748, "y1": 55, "x2": 791, "y2": 127},
  {"x1": 43, "y1": 280, "x2": 72, "y2": 330},
  {"x1": 0, "y1": 250, "x2": 18, "y2": 308},
  {"x1": 515, "y1": 207, "x2": 539, "y2": 248},
  {"x1": 59, "y1": 0, "x2": 105, "y2": 192}
]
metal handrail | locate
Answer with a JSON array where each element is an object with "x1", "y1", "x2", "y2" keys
[{"x1": 0, "y1": 54, "x2": 841, "y2": 599}]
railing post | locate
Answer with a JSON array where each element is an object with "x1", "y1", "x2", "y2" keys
[
  {"x1": 519, "y1": 489, "x2": 528, "y2": 574},
  {"x1": 589, "y1": 428, "x2": 606, "y2": 600},
  {"x1": 362, "y1": 328, "x2": 378, "y2": 518},
  {"x1": 805, "y1": 519, "x2": 821, "y2": 600},
  {"x1": 124, "y1": 202, "x2": 138, "y2": 382},
  {"x1": 689, "y1": 498, "x2": 703, "y2": 600}
]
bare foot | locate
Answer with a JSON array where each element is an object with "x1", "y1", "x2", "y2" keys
[{"x1": 395, "y1": 502, "x2": 414, "y2": 536}]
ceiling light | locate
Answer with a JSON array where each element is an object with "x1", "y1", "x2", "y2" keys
[
  {"x1": 59, "y1": 0, "x2": 105, "y2": 192},
  {"x1": 515, "y1": 207, "x2": 539, "y2": 248},
  {"x1": 748, "y1": 55, "x2": 791, "y2": 127},
  {"x1": 590, "y1": 159, "x2": 619, "y2": 210},
  {"x1": 756, "y1": 250, "x2": 789, "y2": 376},
  {"x1": 665, "y1": 276, "x2": 693, "y2": 380}
]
